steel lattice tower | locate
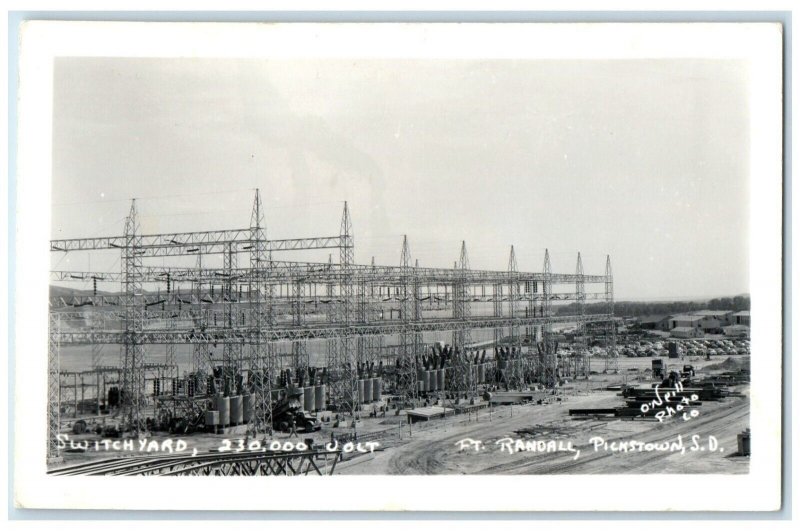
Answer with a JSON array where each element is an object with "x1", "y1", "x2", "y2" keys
[
  {"x1": 336, "y1": 202, "x2": 358, "y2": 431},
  {"x1": 451, "y1": 241, "x2": 475, "y2": 400},
  {"x1": 47, "y1": 313, "x2": 61, "y2": 460},
  {"x1": 248, "y1": 189, "x2": 273, "y2": 437},
  {"x1": 507, "y1": 245, "x2": 524, "y2": 389},
  {"x1": 540, "y1": 248, "x2": 557, "y2": 387},
  {"x1": 398, "y1": 235, "x2": 418, "y2": 406},
  {"x1": 122, "y1": 199, "x2": 146, "y2": 434},
  {"x1": 192, "y1": 251, "x2": 210, "y2": 392},
  {"x1": 603, "y1": 255, "x2": 618, "y2": 373}
]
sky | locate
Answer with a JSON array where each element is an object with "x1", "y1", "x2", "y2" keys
[{"x1": 50, "y1": 57, "x2": 750, "y2": 300}]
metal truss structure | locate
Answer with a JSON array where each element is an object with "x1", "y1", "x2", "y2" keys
[
  {"x1": 47, "y1": 190, "x2": 615, "y2": 458},
  {"x1": 48, "y1": 449, "x2": 341, "y2": 476}
]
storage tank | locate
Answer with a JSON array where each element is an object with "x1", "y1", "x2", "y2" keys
[
  {"x1": 303, "y1": 386, "x2": 315, "y2": 411},
  {"x1": 217, "y1": 396, "x2": 230, "y2": 427},
  {"x1": 358, "y1": 379, "x2": 365, "y2": 403},
  {"x1": 437, "y1": 369, "x2": 445, "y2": 389},
  {"x1": 363, "y1": 378, "x2": 373, "y2": 403},
  {"x1": 315, "y1": 385, "x2": 326, "y2": 411},
  {"x1": 418, "y1": 380, "x2": 424, "y2": 393},
  {"x1": 429, "y1": 371, "x2": 437, "y2": 391},
  {"x1": 243, "y1": 393, "x2": 254, "y2": 422},
  {"x1": 372, "y1": 378, "x2": 381, "y2": 401},
  {"x1": 205, "y1": 410, "x2": 219, "y2": 428},
  {"x1": 440, "y1": 369, "x2": 446, "y2": 391},
  {"x1": 229, "y1": 395, "x2": 243, "y2": 425},
  {"x1": 479, "y1": 364, "x2": 486, "y2": 383}
]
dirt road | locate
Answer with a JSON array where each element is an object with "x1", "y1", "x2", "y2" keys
[{"x1": 336, "y1": 387, "x2": 749, "y2": 475}]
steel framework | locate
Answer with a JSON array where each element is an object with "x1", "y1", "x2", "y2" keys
[
  {"x1": 47, "y1": 190, "x2": 615, "y2": 458},
  {"x1": 48, "y1": 450, "x2": 341, "y2": 476}
]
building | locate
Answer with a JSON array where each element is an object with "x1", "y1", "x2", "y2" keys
[
  {"x1": 671, "y1": 326, "x2": 702, "y2": 338},
  {"x1": 669, "y1": 315, "x2": 704, "y2": 330},
  {"x1": 722, "y1": 324, "x2": 750, "y2": 338},
  {"x1": 639, "y1": 315, "x2": 673, "y2": 331},
  {"x1": 692, "y1": 310, "x2": 735, "y2": 328},
  {"x1": 732, "y1": 311, "x2": 750, "y2": 326}
]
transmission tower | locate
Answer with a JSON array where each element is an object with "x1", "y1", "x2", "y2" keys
[
  {"x1": 122, "y1": 199, "x2": 146, "y2": 434},
  {"x1": 603, "y1": 255, "x2": 618, "y2": 373},
  {"x1": 398, "y1": 235, "x2": 418, "y2": 406}
]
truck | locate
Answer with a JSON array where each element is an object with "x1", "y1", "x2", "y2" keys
[{"x1": 272, "y1": 388, "x2": 322, "y2": 433}]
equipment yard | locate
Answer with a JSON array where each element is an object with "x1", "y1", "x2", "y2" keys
[{"x1": 46, "y1": 192, "x2": 751, "y2": 476}]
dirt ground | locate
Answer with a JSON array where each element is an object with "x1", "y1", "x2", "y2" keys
[
  {"x1": 334, "y1": 386, "x2": 748, "y2": 475},
  {"x1": 333, "y1": 356, "x2": 750, "y2": 475},
  {"x1": 52, "y1": 355, "x2": 750, "y2": 475}
]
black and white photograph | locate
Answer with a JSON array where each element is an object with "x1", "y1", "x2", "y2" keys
[{"x1": 12, "y1": 20, "x2": 784, "y2": 512}]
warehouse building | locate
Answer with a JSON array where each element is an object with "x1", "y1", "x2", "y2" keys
[
  {"x1": 638, "y1": 315, "x2": 673, "y2": 331},
  {"x1": 669, "y1": 315, "x2": 704, "y2": 330},
  {"x1": 692, "y1": 310, "x2": 735, "y2": 328},
  {"x1": 732, "y1": 311, "x2": 750, "y2": 326}
]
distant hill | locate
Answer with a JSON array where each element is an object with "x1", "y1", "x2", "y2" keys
[{"x1": 50, "y1": 285, "x2": 118, "y2": 298}]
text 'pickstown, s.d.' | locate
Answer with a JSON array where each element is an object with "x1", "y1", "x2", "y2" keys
[{"x1": 456, "y1": 434, "x2": 724, "y2": 461}]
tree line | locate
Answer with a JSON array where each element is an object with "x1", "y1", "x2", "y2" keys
[{"x1": 555, "y1": 295, "x2": 750, "y2": 318}]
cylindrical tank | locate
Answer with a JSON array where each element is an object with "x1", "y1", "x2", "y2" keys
[
  {"x1": 363, "y1": 378, "x2": 373, "y2": 403},
  {"x1": 358, "y1": 379, "x2": 365, "y2": 403},
  {"x1": 205, "y1": 410, "x2": 219, "y2": 427},
  {"x1": 217, "y1": 396, "x2": 230, "y2": 427},
  {"x1": 418, "y1": 380, "x2": 424, "y2": 393},
  {"x1": 243, "y1": 394, "x2": 254, "y2": 422},
  {"x1": 315, "y1": 385, "x2": 326, "y2": 411},
  {"x1": 479, "y1": 364, "x2": 486, "y2": 383},
  {"x1": 229, "y1": 395, "x2": 243, "y2": 425},
  {"x1": 372, "y1": 378, "x2": 381, "y2": 401},
  {"x1": 429, "y1": 371, "x2": 437, "y2": 391},
  {"x1": 304, "y1": 386, "x2": 314, "y2": 411},
  {"x1": 437, "y1": 369, "x2": 445, "y2": 389},
  {"x1": 440, "y1": 369, "x2": 446, "y2": 391}
]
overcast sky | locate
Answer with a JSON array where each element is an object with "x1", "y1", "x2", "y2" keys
[{"x1": 51, "y1": 57, "x2": 750, "y2": 300}]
